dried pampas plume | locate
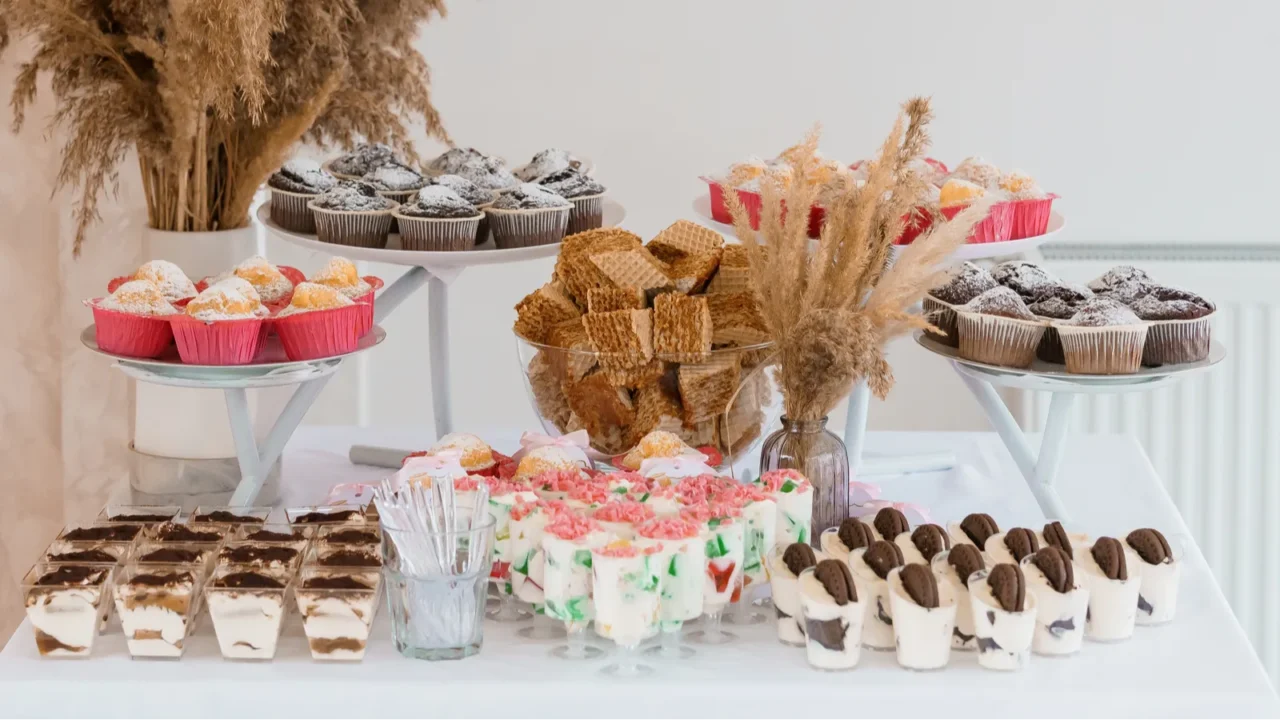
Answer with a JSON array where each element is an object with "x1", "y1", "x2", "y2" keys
[
  {"x1": 1, "y1": 0, "x2": 452, "y2": 253},
  {"x1": 725, "y1": 97, "x2": 992, "y2": 421}
]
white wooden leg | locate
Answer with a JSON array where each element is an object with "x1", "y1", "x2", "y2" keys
[
  {"x1": 428, "y1": 274, "x2": 453, "y2": 438},
  {"x1": 843, "y1": 379, "x2": 870, "y2": 470},
  {"x1": 375, "y1": 266, "x2": 430, "y2": 322},
  {"x1": 842, "y1": 379, "x2": 957, "y2": 476},
  {"x1": 224, "y1": 388, "x2": 265, "y2": 506}
]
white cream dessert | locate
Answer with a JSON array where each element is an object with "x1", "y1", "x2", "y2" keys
[
  {"x1": 755, "y1": 469, "x2": 814, "y2": 546},
  {"x1": 897, "y1": 523, "x2": 952, "y2": 565},
  {"x1": 969, "y1": 564, "x2": 1038, "y2": 671},
  {"x1": 932, "y1": 545, "x2": 986, "y2": 651},
  {"x1": 685, "y1": 509, "x2": 745, "y2": 614},
  {"x1": 849, "y1": 540, "x2": 906, "y2": 651},
  {"x1": 510, "y1": 500, "x2": 562, "y2": 612},
  {"x1": 206, "y1": 566, "x2": 292, "y2": 660},
  {"x1": 541, "y1": 515, "x2": 609, "y2": 632},
  {"x1": 23, "y1": 564, "x2": 112, "y2": 657},
  {"x1": 1022, "y1": 546, "x2": 1090, "y2": 655},
  {"x1": 635, "y1": 519, "x2": 706, "y2": 633},
  {"x1": 767, "y1": 544, "x2": 823, "y2": 645},
  {"x1": 798, "y1": 560, "x2": 865, "y2": 671},
  {"x1": 737, "y1": 493, "x2": 777, "y2": 593},
  {"x1": 487, "y1": 483, "x2": 539, "y2": 595},
  {"x1": 1039, "y1": 520, "x2": 1091, "y2": 558},
  {"x1": 887, "y1": 563, "x2": 958, "y2": 671},
  {"x1": 295, "y1": 568, "x2": 381, "y2": 661},
  {"x1": 1080, "y1": 537, "x2": 1141, "y2": 641},
  {"x1": 949, "y1": 513, "x2": 1000, "y2": 551},
  {"x1": 1127, "y1": 528, "x2": 1180, "y2": 625},
  {"x1": 113, "y1": 564, "x2": 201, "y2": 658},
  {"x1": 869, "y1": 507, "x2": 912, "y2": 544},
  {"x1": 591, "y1": 540, "x2": 663, "y2": 647},
  {"x1": 819, "y1": 517, "x2": 874, "y2": 565},
  {"x1": 984, "y1": 527, "x2": 1041, "y2": 566}
]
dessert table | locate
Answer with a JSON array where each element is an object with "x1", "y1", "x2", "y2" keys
[{"x1": 2, "y1": 428, "x2": 1275, "y2": 718}]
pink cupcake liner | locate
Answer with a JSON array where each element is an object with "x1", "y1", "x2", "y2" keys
[
  {"x1": 273, "y1": 304, "x2": 365, "y2": 361},
  {"x1": 893, "y1": 206, "x2": 938, "y2": 245},
  {"x1": 941, "y1": 201, "x2": 1015, "y2": 244},
  {"x1": 704, "y1": 178, "x2": 827, "y2": 238},
  {"x1": 352, "y1": 276, "x2": 384, "y2": 337},
  {"x1": 170, "y1": 315, "x2": 266, "y2": 365},
  {"x1": 87, "y1": 302, "x2": 174, "y2": 359},
  {"x1": 1008, "y1": 195, "x2": 1058, "y2": 240}
]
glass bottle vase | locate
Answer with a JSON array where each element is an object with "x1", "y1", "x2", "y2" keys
[{"x1": 758, "y1": 416, "x2": 849, "y2": 548}]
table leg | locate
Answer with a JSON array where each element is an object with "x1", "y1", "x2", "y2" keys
[
  {"x1": 224, "y1": 388, "x2": 265, "y2": 507},
  {"x1": 375, "y1": 266, "x2": 430, "y2": 323},
  {"x1": 843, "y1": 379, "x2": 870, "y2": 470},
  {"x1": 956, "y1": 370, "x2": 1036, "y2": 478},
  {"x1": 1031, "y1": 392, "x2": 1076, "y2": 521},
  {"x1": 841, "y1": 379, "x2": 957, "y2": 477},
  {"x1": 428, "y1": 274, "x2": 453, "y2": 438}
]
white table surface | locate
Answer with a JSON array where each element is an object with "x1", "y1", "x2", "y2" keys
[{"x1": 3, "y1": 428, "x2": 1276, "y2": 718}]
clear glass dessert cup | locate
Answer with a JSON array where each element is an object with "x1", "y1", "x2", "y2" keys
[
  {"x1": 514, "y1": 333, "x2": 780, "y2": 472},
  {"x1": 485, "y1": 500, "x2": 531, "y2": 623},
  {"x1": 190, "y1": 505, "x2": 272, "y2": 525},
  {"x1": 205, "y1": 564, "x2": 293, "y2": 661},
  {"x1": 638, "y1": 535, "x2": 703, "y2": 659},
  {"x1": 295, "y1": 567, "x2": 382, "y2": 662},
  {"x1": 542, "y1": 534, "x2": 606, "y2": 660},
  {"x1": 592, "y1": 549, "x2": 663, "y2": 677},
  {"x1": 23, "y1": 562, "x2": 113, "y2": 658},
  {"x1": 113, "y1": 562, "x2": 203, "y2": 660},
  {"x1": 689, "y1": 523, "x2": 744, "y2": 645},
  {"x1": 1133, "y1": 532, "x2": 1187, "y2": 627}
]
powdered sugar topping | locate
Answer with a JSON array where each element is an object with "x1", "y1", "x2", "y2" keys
[
  {"x1": 398, "y1": 186, "x2": 480, "y2": 219},
  {"x1": 329, "y1": 143, "x2": 401, "y2": 177},
  {"x1": 271, "y1": 159, "x2": 337, "y2": 194},
  {"x1": 133, "y1": 260, "x2": 197, "y2": 303},
  {"x1": 514, "y1": 148, "x2": 580, "y2": 182},
  {"x1": 427, "y1": 174, "x2": 495, "y2": 206},
  {"x1": 98, "y1": 279, "x2": 178, "y2": 316},
  {"x1": 1062, "y1": 297, "x2": 1142, "y2": 327},
  {"x1": 1088, "y1": 265, "x2": 1152, "y2": 292},
  {"x1": 991, "y1": 261, "x2": 1057, "y2": 298},
  {"x1": 361, "y1": 164, "x2": 426, "y2": 192},
  {"x1": 963, "y1": 286, "x2": 1037, "y2": 320},
  {"x1": 311, "y1": 182, "x2": 397, "y2": 212},
  {"x1": 492, "y1": 183, "x2": 571, "y2": 210},
  {"x1": 456, "y1": 156, "x2": 519, "y2": 191},
  {"x1": 931, "y1": 261, "x2": 997, "y2": 305},
  {"x1": 538, "y1": 168, "x2": 605, "y2": 198},
  {"x1": 428, "y1": 148, "x2": 488, "y2": 175}
]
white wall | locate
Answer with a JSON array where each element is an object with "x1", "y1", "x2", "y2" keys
[{"x1": 281, "y1": 0, "x2": 1280, "y2": 437}]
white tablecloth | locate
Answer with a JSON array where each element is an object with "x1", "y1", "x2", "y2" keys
[{"x1": 2, "y1": 429, "x2": 1276, "y2": 718}]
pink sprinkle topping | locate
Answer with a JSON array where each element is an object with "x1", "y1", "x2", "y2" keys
[
  {"x1": 599, "y1": 471, "x2": 649, "y2": 490},
  {"x1": 596, "y1": 541, "x2": 662, "y2": 558},
  {"x1": 647, "y1": 484, "x2": 680, "y2": 499},
  {"x1": 485, "y1": 478, "x2": 526, "y2": 497},
  {"x1": 758, "y1": 469, "x2": 812, "y2": 493},
  {"x1": 714, "y1": 483, "x2": 771, "y2": 507},
  {"x1": 636, "y1": 518, "x2": 701, "y2": 540},
  {"x1": 593, "y1": 501, "x2": 655, "y2": 524},
  {"x1": 544, "y1": 513, "x2": 602, "y2": 541},
  {"x1": 681, "y1": 502, "x2": 740, "y2": 525},
  {"x1": 510, "y1": 498, "x2": 566, "y2": 523},
  {"x1": 533, "y1": 469, "x2": 582, "y2": 493},
  {"x1": 454, "y1": 475, "x2": 483, "y2": 492},
  {"x1": 568, "y1": 482, "x2": 612, "y2": 505}
]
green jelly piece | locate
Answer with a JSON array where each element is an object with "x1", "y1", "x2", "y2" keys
[
  {"x1": 573, "y1": 549, "x2": 593, "y2": 569},
  {"x1": 668, "y1": 556, "x2": 679, "y2": 577},
  {"x1": 780, "y1": 479, "x2": 797, "y2": 493}
]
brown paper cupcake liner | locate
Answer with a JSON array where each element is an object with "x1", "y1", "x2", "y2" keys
[
  {"x1": 1057, "y1": 324, "x2": 1149, "y2": 375},
  {"x1": 393, "y1": 212, "x2": 482, "y2": 252},
  {"x1": 1036, "y1": 325, "x2": 1065, "y2": 364},
  {"x1": 309, "y1": 204, "x2": 397, "y2": 249},
  {"x1": 475, "y1": 201, "x2": 494, "y2": 245},
  {"x1": 1142, "y1": 314, "x2": 1212, "y2": 367},
  {"x1": 957, "y1": 312, "x2": 1046, "y2": 369},
  {"x1": 486, "y1": 206, "x2": 571, "y2": 249},
  {"x1": 270, "y1": 189, "x2": 320, "y2": 233},
  {"x1": 567, "y1": 193, "x2": 606, "y2": 235},
  {"x1": 922, "y1": 295, "x2": 958, "y2": 347}
]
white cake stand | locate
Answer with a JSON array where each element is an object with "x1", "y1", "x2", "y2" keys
[
  {"x1": 915, "y1": 332, "x2": 1225, "y2": 520},
  {"x1": 258, "y1": 199, "x2": 627, "y2": 448},
  {"x1": 82, "y1": 325, "x2": 386, "y2": 505}
]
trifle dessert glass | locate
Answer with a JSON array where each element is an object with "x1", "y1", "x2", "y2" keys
[
  {"x1": 541, "y1": 513, "x2": 609, "y2": 659},
  {"x1": 683, "y1": 504, "x2": 745, "y2": 645},
  {"x1": 635, "y1": 518, "x2": 705, "y2": 659},
  {"x1": 591, "y1": 540, "x2": 664, "y2": 677}
]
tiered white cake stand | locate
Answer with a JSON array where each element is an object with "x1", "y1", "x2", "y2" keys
[
  {"x1": 690, "y1": 193, "x2": 1068, "y2": 478},
  {"x1": 914, "y1": 333, "x2": 1225, "y2": 519},
  {"x1": 81, "y1": 326, "x2": 386, "y2": 505}
]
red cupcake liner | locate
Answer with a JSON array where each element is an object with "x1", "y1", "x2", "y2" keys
[
  {"x1": 1008, "y1": 195, "x2": 1058, "y2": 240},
  {"x1": 273, "y1": 303, "x2": 365, "y2": 361},
  {"x1": 893, "y1": 206, "x2": 938, "y2": 245},
  {"x1": 352, "y1": 276, "x2": 384, "y2": 337},
  {"x1": 705, "y1": 178, "x2": 825, "y2": 238},
  {"x1": 940, "y1": 201, "x2": 1015, "y2": 244},
  {"x1": 87, "y1": 301, "x2": 174, "y2": 359},
  {"x1": 170, "y1": 315, "x2": 266, "y2": 365}
]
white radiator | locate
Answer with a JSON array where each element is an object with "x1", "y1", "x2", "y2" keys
[{"x1": 1022, "y1": 242, "x2": 1280, "y2": 684}]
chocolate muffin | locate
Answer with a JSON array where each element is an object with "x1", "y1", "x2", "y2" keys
[
  {"x1": 1129, "y1": 285, "x2": 1215, "y2": 366},
  {"x1": 955, "y1": 287, "x2": 1047, "y2": 369},
  {"x1": 269, "y1": 159, "x2": 339, "y2": 233},
  {"x1": 456, "y1": 156, "x2": 519, "y2": 193},
  {"x1": 427, "y1": 147, "x2": 488, "y2": 176},
  {"x1": 309, "y1": 182, "x2": 399, "y2": 249},
  {"x1": 515, "y1": 148, "x2": 584, "y2": 182},
  {"x1": 327, "y1": 143, "x2": 402, "y2": 179},
  {"x1": 924, "y1": 262, "x2": 998, "y2": 347},
  {"x1": 486, "y1": 183, "x2": 573, "y2": 249},
  {"x1": 538, "y1": 168, "x2": 607, "y2": 235},
  {"x1": 1028, "y1": 283, "x2": 1094, "y2": 363},
  {"x1": 393, "y1": 187, "x2": 483, "y2": 252},
  {"x1": 991, "y1": 261, "x2": 1057, "y2": 299},
  {"x1": 1056, "y1": 297, "x2": 1148, "y2": 375}
]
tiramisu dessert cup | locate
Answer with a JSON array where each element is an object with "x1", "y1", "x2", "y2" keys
[
  {"x1": 43, "y1": 540, "x2": 130, "y2": 567},
  {"x1": 949, "y1": 512, "x2": 1000, "y2": 552},
  {"x1": 768, "y1": 543, "x2": 822, "y2": 646},
  {"x1": 113, "y1": 563, "x2": 203, "y2": 659},
  {"x1": 1080, "y1": 537, "x2": 1142, "y2": 642},
  {"x1": 897, "y1": 523, "x2": 952, "y2": 565},
  {"x1": 1022, "y1": 547, "x2": 1090, "y2": 656},
  {"x1": 684, "y1": 506, "x2": 745, "y2": 646},
  {"x1": 1127, "y1": 528, "x2": 1182, "y2": 626},
  {"x1": 849, "y1": 540, "x2": 906, "y2": 651},
  {"x1": 969, "y1": 563, "x2": 1038, "y2": 671},
  {"x1": 315, "y1": 525, "x2": 380, "y2": 549},
  {"x1": 131, "y1": 542, "x2": 218, "y2": 572},
  {"x1": 206, "y1": 565, "x2": 293, "y2": 660},
  {"x1": 592, "y1": 540, "x2": 664, "y2": 677},
  {"x1": 233, "y1": 523, "x2": 314, "y2": 549},
  {"x1": 510, "y1": 500, "x2": 565, "y2": 640},
  {"x1": 541, "y1": 514, "x2": 610, "y2": 659},
  {"x1": 887, "y1": 563, "x2": 958, "y2": 671},
  {"x1": 59, "y1": 522, "x2": 144, "y2": 545},
  {"x1": 869, "y1": 506, "x2": 911, "y2": 544},
  {"x1": 306, "y1": 545, "x2": 381, "y2": 571},
  {"x1": 217, "y1": 542, "x2": 303, "y2": 572},
  {"x1": 23, "y1": 563, "x2": 113, "y2": 657},
  {"x1": 932, "y1": 545, "x2": 986, "y2": 651},
  {"x1": 486, "y1": 482, "x2": 539, "y2": 622},
  {"x1": 798, "y1": 560, "x2": 865, "y2": 671},
  {"x1": 295, "y1": 567, "x2": 382, "y2": 661},
  {"x1": 144, "y1": 521, "x2": 227, "y2": 545},
  {"x1": 819, "y1": 517, "x2": 874, "y2": 569},
  {"x1": 190, "y1": 506, "x2": 272, "y2": 525},
  {"x1": 287, "y1": 505, "x2": 365, "y2": 526},
  {"x1": 98, "y1": 505, "x2": 181, "y2": 524},
  {"x1": 756, "y1": 469, "x2": 814, "y2": 546},
  {"x1": 984, "y1": 527, "x2": 1041, "y2": 565},
  {"x1": 636, "y1": 518, "x2": 706, "y2": 659}
]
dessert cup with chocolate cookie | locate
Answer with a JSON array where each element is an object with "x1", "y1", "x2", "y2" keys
[
  {"x1": 1079, "y1": 537, "x2": 1142, "y2": 642},
  {"x1": 932, "y1": 546, "x2": 986, "y2": 651},
  {"x1": 849, "y1": 540, "x2": 905, "y2": 651},
  {"x1": 819, "y1": 517, "x2": 874, "y2": 563},
  {"x1": 797, "y1": 560, "x2": 865, "y2": 671},
  {"x1": 887, "y1": 563, "x2": 958, "y2": 671},
  {"x1": 949, "y1": 513, "x2": 1000, "y2": 553},
  {"x1": 969, "y1": 563, "x2": 1038, "y2": 671},
  {"x1": 767, "y1": 544, "x2": 824, "y2": 646},
  {"x1": 1126, "y1": 528, "x2": 1182, "y2": 626},
  {"x1": 984, "y1": 527, "x2": 1041, "y2": 566},
  {"x1": 1021, "y1": 547, "x2": 1089, "y2": 656}
]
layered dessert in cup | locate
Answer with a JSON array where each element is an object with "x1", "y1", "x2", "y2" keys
[
  {"x1": 41, "y1": 541, "x2": 127, "y2": 633},
  {"x1": 511, "y1": 499, "x2": 569, "y2": 640},
  {"x1": 592, "y1": 500, "x2": 654, "y2": 542},
  {"x1": 59, "y1": 522, "x2": 144, "y2": 545},
  {"x1": 636, "y1": 518, "x2": 706, "y2": 659},
  {"x1": 798, "y1": 559, "x2": 865, "y2": 671},
  {"x1": 1126, "y1": 528, "x2": 1181, "y2": 625},
  {"x1": 714, "y1": 483, "x2": 776, "y2": 626},
  {"x1": 592, "y1": 540, "x2": 664, "y2": 677},
  {"x1": 113, "y1": 563, "x2": 203, "y2": 658},
  {"x1": 819, "y1": 517, "x2": 874, "y2": 563},
  {"x1": 768, "y1": 543, "x2": 822, "y2": 646},
  {"x1": 98, "y1": 505, "x2": 180, "y2": 524},
  {"x1": 948, "y1": 513, "x2": 1000, "y2": 551},
  {"x1": 932, "y1": 544, "x2": 985, "y2": 650},
  {"x1": 755, "y1": 469, "x2": 814, "y2": 546},
  {"x1": 286, "y1": 505, "x2": 365, "y2": 526},
  {"x1": 131, "y1": 542, "x2": 218, "y2": 572},
  {"x1": 23, "y1": 563, "x2": 113, "y2": 657},
  {"x1": 849, "y1": 540, "x2": 905, "y2": 651},
  {"x1": 641, "y1": 484, "x2": 687, "y2": 517},
  {"x1": 217, "y1": 542, "x2": 303, "y2": 572},
  {"x1": 190, "y1": 506, "x2": 272, "y2": 525},
  {"x1": 233, "y1": 523, "x2": 313, "y2": 548},
  {"x1": 206, "y1": 565, "x2": 293, "y2": 660},
  {"x1": 984, "y1": 527, "x2": 1040, "y2": 565},
  {"x1": 315, "y1": 525, "x2": 380, "y2": 549},
  {"x1": 897, "y1": 523, "x2": 952, "y2": 565},
  {"x1": 870, "y1": 507, "x2": 911, "y2": 544},
  {"x1": 541, "y1": 513, "x2": 610, "y2": 659},
  {"x1": 1079, "y1": 537, "x2": 1141, "y2": 641},
  {"x1": 306, "y1": 545, "x2": 381, "y2": 570},
  {"x1": 683, "y1": 504, "x2": 745, "y2": 645},
  {"x1": 1022, "y1": 546, "x2": 1089, "y2": 655},
  {"x1": 969, "y1": 563, "x2": 1038, "y2": 671},
  {"x1": 143, "y1": 521, "x2": 227, "y2": 545},
  {"x1": 295, "y1": 567, "x2": 382, "y2": 661},
  {"x1": 887, "y1": 563, "x2": 957, "y2": 671},
  {"x1": 486, "y1": 481, "x2": 539, "y2": 622}
]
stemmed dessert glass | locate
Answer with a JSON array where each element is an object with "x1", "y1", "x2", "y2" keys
[{"x1": 592, "y1": 543, "x2": 663, "y2": 677}]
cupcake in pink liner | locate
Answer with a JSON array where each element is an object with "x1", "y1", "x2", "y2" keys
[
  {"x1": 592, "y1": 501, "x2": 656, "y2": 542},
  {"x1": 1055, "y1": 298, "x2": 1149, "y2": 375},
  {"x1": 272, "y1": 283, "x2": 364, "y2": 362},
  {"x1": 203, "y1": 256, "x2": 298, "y2": 312},
  {"x1": 948, "y1": 156, "x2": 1002, "y2": 189},
  {"x1": 308, "y1": 257, "x2": 382, "y2": 337},
  {"x1": 107, "y1": 259, "x2": 198, "y2": 308},
  {"x1": 87, "y1": 279, "x2": 178, "y2": 358},
  {"x1": 955, "y1": 287, "x2": 1048, "y2": 369},
  {"x1": 998, "y1": 171, "x2": 1058, "y2": 239},
  {"x1": 171, "y1": 277, "x2": 269, "y2": 365},
  {"x1": 939, "y1": 178, "x2": 1013, "y2": 244}
]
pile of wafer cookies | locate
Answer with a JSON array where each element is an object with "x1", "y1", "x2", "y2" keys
[{"x1": 514, "y1": 221, "x2": 774, "y2": 456}]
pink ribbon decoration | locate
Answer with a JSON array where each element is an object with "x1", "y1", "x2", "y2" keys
[
  {"x1": 852, "y1": 499, "x2": 932, "y2": 525},
  {"x1": 849, "y1": 481, "x2": 881, "y2": 505},
  {"x1": 323, "y1": 483, "x2": 377, "y2": 507},
  {"x1": 512, "y1": 429, "x2": 593, "y2": 469},
  {"x1": 639, "y1": 456, "x2": 719, "y2": 483},
  {"x1": 395, "y1": 449, "x2": 467, "y2": 490}
]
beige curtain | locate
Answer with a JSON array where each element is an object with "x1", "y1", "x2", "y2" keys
[{"x1": 0, "y1": 49, "x2": 137, "y2": 641}]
